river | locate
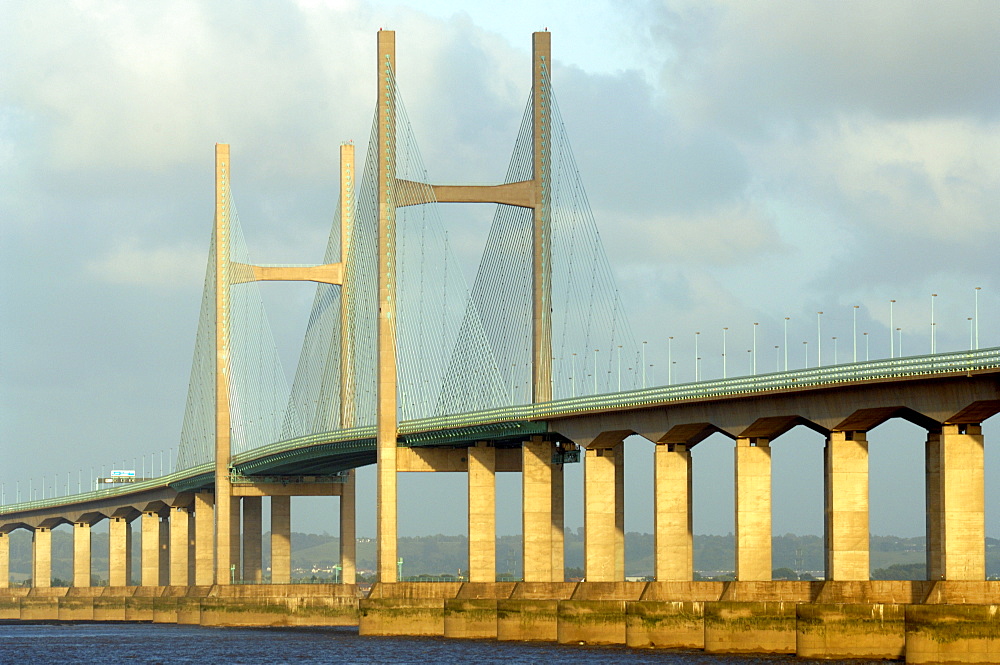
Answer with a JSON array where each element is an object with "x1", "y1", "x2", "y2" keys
[{"x1": 0, "y1": 623, "x2": 888, "y2": 664}]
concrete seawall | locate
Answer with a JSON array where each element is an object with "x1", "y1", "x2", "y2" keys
[
  {"x1": 4, "y1": 581, "x2": 1000, "y2": 662},
  {"x1": 0, "y1": 584, "x2": 360, "y2": 627}
]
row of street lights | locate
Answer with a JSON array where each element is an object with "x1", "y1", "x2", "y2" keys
[
  {"x1": 662, "y1": 288, "x2": 985, "y2": 384},
  {"x1": 1, "y1": 449, "x2": 176, "y2": 507}
]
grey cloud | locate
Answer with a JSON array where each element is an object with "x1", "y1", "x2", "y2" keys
[{"x1": 650, "y1": 0, "x2": 1000, "y2": 134}]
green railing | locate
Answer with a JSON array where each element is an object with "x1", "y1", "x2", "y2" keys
[{"x1": 3, "y1": 347, "x2": 997, "y2": 517}]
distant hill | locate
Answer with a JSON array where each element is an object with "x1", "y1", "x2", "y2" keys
[{"x1": 6, "y1": 529, "x2": 999, "y2": 583}]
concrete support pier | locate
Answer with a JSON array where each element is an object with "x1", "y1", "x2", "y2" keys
[
  {"x1": 32, "y1": 527, "x2": 51, "y2": 588},
  {"x1": 243, "y1": 496, "x2": 263, "y2": 583},
  {"x1": 169, "y1": 506, "x2": 189, "y2": 586},
  {"x1": 468, "y1": 443, "x2": 496, "y2": 583},
  {"x1": 584, "y1": 444, "x2": 624, "y2": 582},
  {"x1": 0, "y1": 532, "x2": 8, "y2": 588},
  {"x1": 141, "y1": 511, "x2": 161, "y2": 587},
  {"x1": 340, "y1": 471, "x2": 356, "y2": 585},
  {"x1": 937, "y1": 423, "x2": 986, "y2": 580},
  {"x1": 73, "y1": 521, "x2": 91, "y2": 587},
  {"x1": 109, "y1": 518, "x2": 130, "y2": 587},
  {"x1": 824, "y1": 431, "x2": 869, "y2": 580},
  {"x1": 194, "y1": 491, "x2": 214, "y2": 585},
  {"x1": 735, "y1": 437, "x2": 771, "y2": 581},
  {"x1": 523, "y1": 437, "x2": 557, "y2": 582},
  {"x1": 654, "y1": 443, "x2": 693, "y2": 581},
  {"x1": 271, "y1": 496, "x2": 291, "y2": 584}
]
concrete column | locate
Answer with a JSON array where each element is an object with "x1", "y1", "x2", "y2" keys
[
  {"x1": 614, "y1": 441, "x2": 625, "y2": 581},
  {"x1": 194, "y1": 491, "x2": 214, "y2": 585},
  {"x1": 824, "y1": 431, "x2": 869, "y2": 580},
  {"x1": 73, "y1": 522, "x2": 92, "y2": 587},
  {"x1": 926, "y1": 431, "x2": 943, "y2": 580},
  {"x1": 271, "y1": 496, "x2": 291, "y2": 584},
  {"x1": 188, "y1": 510, "x2": 196, "y2": 583},
  {"x1": 32, "y1": 528, "x2": 51, "y2": 588},
  {"x1": 552, "y1": 456, "x2": 566, "y2": 581},
  {"x1": 243, "y1": 496, "x2": 263, "y2": 583},
  {"x1": 340, "y1": 471, "x2": 356, "y2": 585},
  {"x1": 229, "y1": 497, "x2": 241, "y2": 583},
  {"x1": 109, "y1": 518, "x2": 129, "y2": 587},
  {"x1": 937, "y1": 424, "x2": 985, "y2": 580},
  {"x1": 654, "y1": 443, "x2": 693, "y2": 581},
  {"x1": 735, "y1": 437, "x2": 772, "y2": 581},
  {"x1": 169, "y1": 506, "x2": 189, "y2": 586},
  {"x1": 468, "y1": 443, "x2": 496, "y2": 582},
  {"x1": 585, "y1": 446, "x2": 619, "y2": 582},
  {"x1": 522, "y1": 437, "x2": 554, "y2": 582},
  {"x1": 158, "y1": 515, "x2": 169, "y2": 586},
  {"x1": 126, "y1": 521, "x2": 133, "y2": 585},
  {"x1": 141, "y1": 511, "x2": 161, "y2": 587},
  {"x1": 0, "y1": 532, "x2": 8, "y2": 588}
]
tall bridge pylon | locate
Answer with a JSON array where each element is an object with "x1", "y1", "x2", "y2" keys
[
  {"x1": 208, "y1": 144, "x2": 356, "y2": 584},
  {"x1": 374, "y1": 30, "x2": 554, "y2": 582}
]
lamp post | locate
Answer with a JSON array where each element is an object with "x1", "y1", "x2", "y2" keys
[
  {"x1": 817, "y1": 312, "x2": 823, "y2": 367},
  {"x1": 890, "y1": 300, "x2": 896, "y2": 358},
  {"x1": 571, "y1": 353, "x2": 577, "y2": 397},
  {"x1": 803, "y1": 341, "x2": 808, "y2": 368},
  {"x1": 694, "y1": 332, "x2": 700, "y2": 381},
  {"x1": 747, "y1": 349, "x2": 752, "y2": 375},
  {"x1": 852, "y1": 305, "x2": 859, "y2": 362},
  {"x1": 864, "y1": 332, "x2": 869, "y2": 361},
  {"x1": 641, "y1": 343, "x2": 646, "y2": 389},
  {"x1": 667, "y1": 337, "x2": 673, "y2": 385},
  {"x1": 975, "y1": 287, "x2": 981, "y2": 349},
  {"x1": 593, "y1": 349, "x2": 599, "y2": 395},
  {"x1": 783, "y1": 317, "x2": 790, "y2": 371},
  {"x1": 722, "y1": 327, "x2": 728, "y2": 379},
  {"x1": 752, "y1": 322, "x2": 759, "y2": 375},
  {"x1": 774, "y1": 345, "x2": 780, "y2": 371},
  {"x1": 832, "y1": 337, "x2": 838, "y2": 364},
  {"x1": 616, "y1": 345, "x2": 623, "y2": 391},
  {"x1": 931, "y1": 293, "x2": 937, "y2": 354},
  {"x1": 897, "y1": 328, "x2": 902, "y2": 357},
  {"x1": 968, "y1": 317, "x2": 974, "y2": 350}
]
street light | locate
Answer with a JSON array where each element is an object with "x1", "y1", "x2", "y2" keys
[
  {"x1": 694, "y1": 332, "x2": 700, "y2": 381},
  {"x1": 832, "y1": 337, "x2": 838, "y2": 364},
  {"x1": 817, "y1": 312, "x2": 823, "y2": 367},
  {"x1": 969, "y1": 318, "x2": 974, "y2": 350},
  {"x1": 571, "y1": 353, "x2": 577, "y2": 397},
  {"x1": 752, "y1": 323, "x2": 759, "y2": 375},
  {"x1": 783, "y1": 317, "x2": 790, "y2": 371},
  {"x1": 890, "y1": 300, "x2": 896, "y2": 358},
  {"x1": 931, "y1": 294, "x2": 937, "y2": 354},
  {"x1": 852, "y1": 305, "x2": 859, "y2": 362},
  {"x1": 593, "y1": 349, "x2": 599, "y2": 394},
  {"x1": 774, "y1": 345, "x2": 780, "y2": 371},
  {"x1": 616, "y1": 345, "x2": 623, "y2": 391},
  {"x1": 803, "y1": 341, "x2": 808, "y2": 368},
  {"x1": 641, "y1": 343, "x2": 646, "y2": 389},
  {"x1": 722, "y1": 328, "x2": 728, "y2": 379},
  {"x1": 897, "y1": 328, "x2": 903, "y2": 357},
  {"x1": 667, "y1": 337, "x2": 673, "y2": 385},
  {"x1": 975, "y1": 287, "x2": 982, "y2": 349},
  {"x1": 864, "y1": 332, "x2": 869, "y2": 361}
]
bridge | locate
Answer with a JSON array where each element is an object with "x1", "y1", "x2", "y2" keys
[{"x1": 2, "y1": 30, "x2": 999, "y2": 662}]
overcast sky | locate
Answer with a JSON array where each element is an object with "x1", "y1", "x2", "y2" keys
[{"x1": 3, "y1": 1, "x2": 1000, "y2": 548}]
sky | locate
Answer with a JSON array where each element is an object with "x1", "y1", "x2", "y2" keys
[{"x1": 2, "y1": 0, "x2": 1000, "y2": 550}]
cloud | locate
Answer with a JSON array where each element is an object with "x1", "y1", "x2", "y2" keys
[
  {"x1": 86, "y1": 238, "x2": 206, "y2": 288},
  {"x1": 652, "y1": 0, "x2": 1000, "y2": 134}
]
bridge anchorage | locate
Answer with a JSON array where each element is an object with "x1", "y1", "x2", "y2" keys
[{"x1": 3, "y1": 29, "x2": 1000, "y2": 663}]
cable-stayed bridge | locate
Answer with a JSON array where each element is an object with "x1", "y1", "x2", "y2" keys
[{"x1": 2, "y1": 31, "x2": 999, "y2": 625}]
